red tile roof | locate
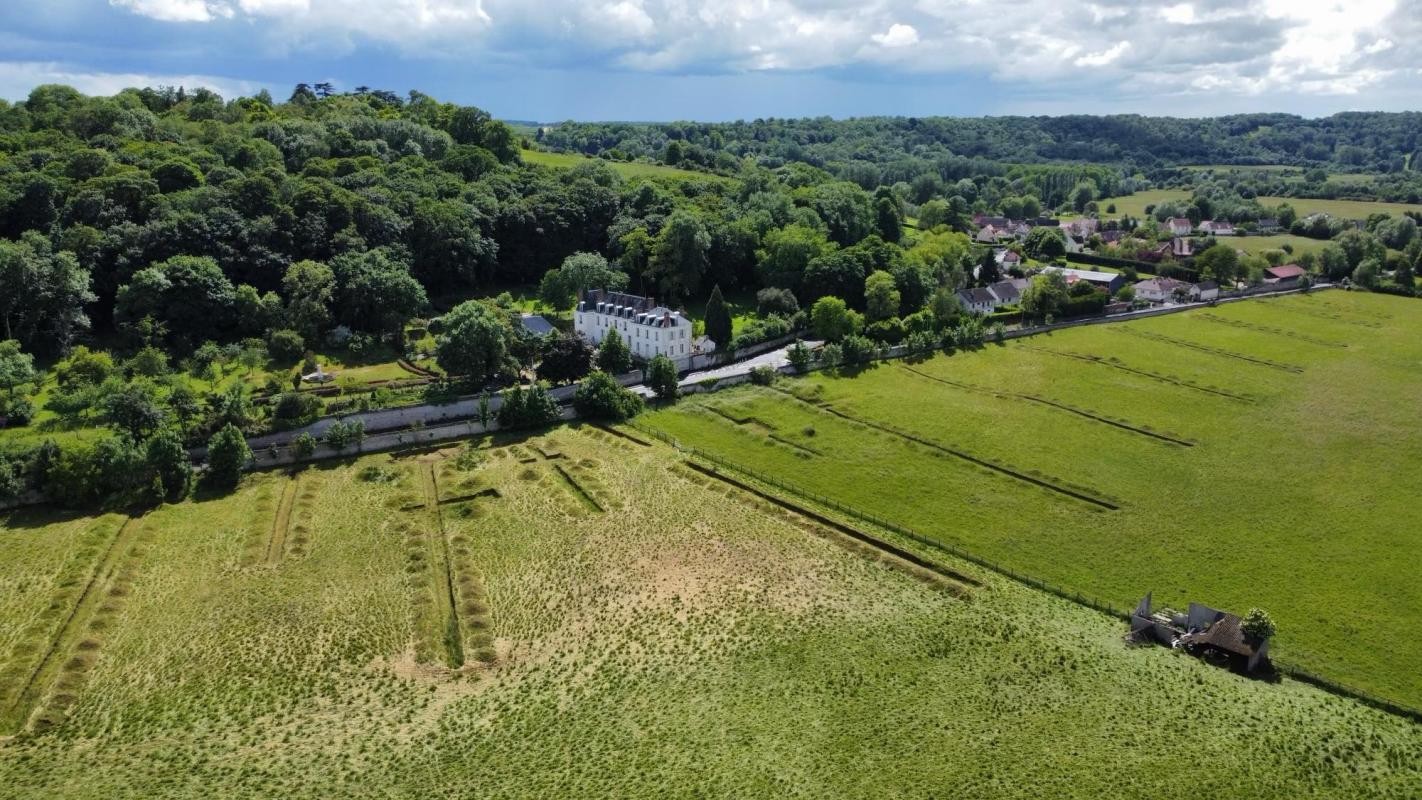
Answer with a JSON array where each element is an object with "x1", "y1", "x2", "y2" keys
[{"x1": 1266, "y1": 264, "x2": 1305, "y2": 279}]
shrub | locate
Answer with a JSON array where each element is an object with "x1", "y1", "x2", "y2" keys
[
  {"x1": 205, "y1": 423, "x2": 251, "y2": 489},
  {"x1": 1242, "y1": 608, "x2": 1276, "y2": 642},
  {"x1": 497, "y1": 384, "x2": 560, "y2": 430},
  {"x1": 839, "y1": 334, "x2": 876, "y2": 365},
  {"x1": 820, "y1": 343, "x2": 843, "y2": 368},
  {"x1": 267, "y1": 329, "x2": 306, "y2": 363},
  {"x1": 864, "y1": 317, "x2": 906, "y2": 344},
  {"x1": 748, "y1": 365, "x2": 777, "y2": 385},
  {"x1": 756, "y1": 287, "x2": 799, "y2": 316},
  {"x1": 786, "y1": 340, "x2": 812, "y2": 372},
  {"x1": 647, "y1": 354, "x2": 679, "y2": 401},
  {"x1": 727, "y1": 313, "x2": 794, "y2": 352},
  {"x1": 272, "y1": 392, "x2": 323, "y2": 430},
  {"x1": 322, "y1": 420, "x2": 366, "y2": 452},
  {"x1": 573, "y1": 371, "x2": 644, "y2": 421},
  {"x1": 595, "y1": 329, "x2": 632, "y2": 374},
  {"x1": 905, "y1": 330, "x2": 937, "y2": 355},
  {"x1": 291, "y1": 432, "x2": 318, "y2": 459}
]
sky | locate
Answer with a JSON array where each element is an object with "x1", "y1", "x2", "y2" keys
[{"x1": 0, "y1": 0, "x2": 1418, "y2": 122}]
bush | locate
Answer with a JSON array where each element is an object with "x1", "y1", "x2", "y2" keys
[
  {"x1": 905, "y1": 330, "x2": 937, "y2": 355},
  {"x1": 267, "y1": 329, "x2": 306, "y2": 363},
  {"x1": 839, "y1": 334, "x2": 876, "y2": 365},
  {"x1": 647, "y1": 354, "x2": 679, "y2": 401},
  {"x1": 497, "y1": 383, "x2": 560, "y2": 430},
  {"x1": 756, "y1": 287, "x2": 799, "y2": 316},
  {"x1": 748, "y1": 365, "x2": 777, "y2": 385},
  {"x1": 727, "y1": 313, "x2": 794, "y2": 352},
  {"x1": 206, "y1": 423, "x2": 252, "y2": 489},
  {"x1": 1242, "y1": 608, "x2": 1276, "y2": 642},
  {"x1": 787, "y1": 340, "x2": 812, "y2": 372},
  {"x1": 322, "y1": 420, "x2": 366, "y2": 452},
  {"x1": 820, "y1": 343, "x2": 843, "y2": 368},
  {"x1": 573, "y1": 371, "x2": 644, "y2": 421},
  {"x1": 864, "y1": 317, "x2": 906, "y2": 344},
  {"x1": 271, "y1": 392, "x2": 323, "y2": 430},
  {"x1": 291, "y1": 432, "x2": 318, "y2": 459}
]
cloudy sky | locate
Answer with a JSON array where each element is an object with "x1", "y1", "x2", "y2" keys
[{"x1": 0, "y1": 0, "x2": 1416, "y2": 121}]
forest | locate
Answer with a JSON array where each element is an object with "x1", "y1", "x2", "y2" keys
[
  {"x1": 540, "y1": 113, "x2": 1422, "y2": 197},
  {"x1": 0, "y1": 84, "x2": 1418, "y2": 511}
]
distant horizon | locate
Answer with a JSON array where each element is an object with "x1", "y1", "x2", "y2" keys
[{"x1": 1, "y1": 0, "x2": 1419, "y2": 121}]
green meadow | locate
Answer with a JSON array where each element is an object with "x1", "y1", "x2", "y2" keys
[
  {"x1": 4, "y1": 422, "x2": 1422, "y2": 796},
  {"x1": 1255, "y1": 196, "x2": 1421, "y2": 219},
  {"x1": 520, "y1": 148, "x2": 729, "y2": 182},
  {"x1": 642, "y1": 290, "x2": 1422, "y2": 709}
]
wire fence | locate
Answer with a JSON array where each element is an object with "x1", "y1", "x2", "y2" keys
[{"x1": 628, "y1": 418, "x2": 1422, "y2": 725}]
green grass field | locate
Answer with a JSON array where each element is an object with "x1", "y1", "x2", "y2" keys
[
  {"x1": 1229, "y1": 234, "x2": 1332, "y2": 258},
  {"x1": 1255, "y1": 196, "x2": 1421, "y2": 219},
  {"x1": 642, "y1": 291, "x2": 1422, "y2": 709},
  {"x1": 3, "y1": 427, "x2": 1422, "y2": 797},
  {"x1": 1094, "y1": 188, "x2": 1191, "y2": 218},
  {"x1": 521, "y1": 148, "x2": 730, "y2": 182}
]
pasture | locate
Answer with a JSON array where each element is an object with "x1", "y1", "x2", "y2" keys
[
  {"x1": 1229, "y1": 234, "x2": 1331, "y2": 258},
  {"x1": 1094, "y1": 188, "x2": 1190, "y2": 218},
  {"x1": 1255, "y1": 196, "x2": 1421, "y2": 219},
  {"x1": 4, "y1": 423, "x2": 1422, "y2": 797},
  {"x1": 642, "y1": 290, "x2": 1422, "y2": 709}
]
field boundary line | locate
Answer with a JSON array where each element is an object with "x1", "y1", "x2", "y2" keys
[
  {"x1": 552, "y1": 463, "x2": 604, "y2": 513},
  {"x1": 420, "y1": 464, "x2": 464, "y2": 668},
  {"x1": 766, "y1": 388, "x2": 1120, "y2": 510},
  {"x1": 1196, "y1": 313, "x2": 1348, "y2": 349},
  {"x1": 1, "y1": 515, "x2": 143, "y2": 735},
  {"x1": 681, "y1": 461, "x2": 976, "y2": 596},
  {"x1": 1021, "y1": 345, "x2": 1255, "y2": 402},
  {"x1": 265, "y1": 475, "x2": 299, "y2": 565},
  {"x1": 898, "y1": 365, "x2": 1195, "y2": 447},
  {"x1": 1111, "y1": 327, "x2": 1305, "y2": 373}
]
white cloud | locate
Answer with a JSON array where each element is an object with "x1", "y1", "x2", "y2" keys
[
  {"x1": 101, "y1": 0, "x2": 1418, "y2": 105},
  {"x1": 109, "y1": 0, "x2": 229, "y2": 22},
  {"x1": 1075, "y1": 41, "x2": 1129, "y2": 67},
  {"x1": 871, "y1": 24, "x2": 918, "y2": 48},
  {"x1": 0, "y1": 60, "x2": 264, "y2": 100}
]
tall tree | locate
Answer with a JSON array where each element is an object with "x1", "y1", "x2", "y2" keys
[
  {"x1": 864, "y1": 270, "x2": 901, "y2": 322},
  {"x1": 648, "y1": 210, "x2": 711, "y2": 302},
  {"x1": 703, "y1": 285, "x2": 733, "y2": 350},
  {"x1": 595, "y1": 328, "x2": 632, "y2": 374},
  {"x1": 435, "y1": 300, "x2": 510, "y2": 381},
  {"x1": 205, "y1": 423, "x2": 252, "y2": 489},
  {"x1": 0, "y1": 233, "x2": 94, "y2": 355}
]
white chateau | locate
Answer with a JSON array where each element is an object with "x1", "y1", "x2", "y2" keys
[{"x1": 575, "y1": 289, "x2": 699, "y2": 368}]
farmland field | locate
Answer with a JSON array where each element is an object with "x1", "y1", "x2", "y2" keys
[
  {"x1": 641, "y1": 290, "x2": 1422, "y2": 709},
  {"x1": 4, "y1": 424, "x2": 1422, "y2": 797},
  {"x1": 1255, "y1": 196, "x2": 1421, "y2": 219}
]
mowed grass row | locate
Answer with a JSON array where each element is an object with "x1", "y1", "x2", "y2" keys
[
  {"x1": 641, "y1": 291, "x2": 1422, "y2": 708},
  {"x1": 2, "y1": 428, "x2": 1421, "y2": 796}
]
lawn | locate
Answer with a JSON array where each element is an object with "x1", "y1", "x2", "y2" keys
[
  {"x1": 1229, "y1": 233, "x2": 1332, "y2": 258},
  {"x1": 1255, "y1": 196, "x2": 1421, "y2": 219},
  {"x1": 3, "y1": 427, "x2": 1422, "y2": 797},
  {"x1": 521, "y1": 148, "x2": 731, "y2": 183},
  {"x1": 1094, "y1": 188, "x2": 1191, "y2": 218},
  {"x1": 641, "y1": 290, "x2": 1422, "y2": 710}
]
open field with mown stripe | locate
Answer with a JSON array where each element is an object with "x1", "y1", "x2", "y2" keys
[
  {"x1": 5, "y1": 421, "x2": 1422, "y2": 797},
  {"x1": 642, "y1": 291, "x2": 1422, "y2": 709},
  {"x1": 520, "y1": 148, "x2": 729, "y2": 182}
]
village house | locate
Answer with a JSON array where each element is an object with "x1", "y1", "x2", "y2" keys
[
  {"x1": 1194, "y1": 280, "x2": 1220, "y2": 301},
  {"x1": 975, "y1": 225, "x2": 1003, "y2": 244},
  {"x1": 1199, "y1": 220, "x2": 1235, "y2": 236},
  {"x1": 1256, "y1": 217, "x2": 1281, "y2": 233},
  {"x1": 995, "y1": 249, "x2": 1023, "y2": 270},
  {"x1": 1263, "y1": 264, "x2": 1306, "y2": 285},
  {"x1": 1043, "y1": 266, "x2": 1125, "y2": 295},
  {"x1": 1134, "y1": 277, "x2": 1193, "y2": 303},
  {"x1": 988, "y1": 278, "x2": 1028, "y2": 307},
  {"x1": 956, "y1": 287, "x2": 998, "y2": 315},
  {"x1": 1165, "y1": 217, "x2": 1193, "y2": 236},
  {"x1": 1131, "y1": 594, "x2": 1272, "y2": 673},
  {"x1": 1099, "y1": 230, "x2": 1125, "y2": 245},
  {"x1": 575, "y1": 289, "x2": 696, "y2": 368}
]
